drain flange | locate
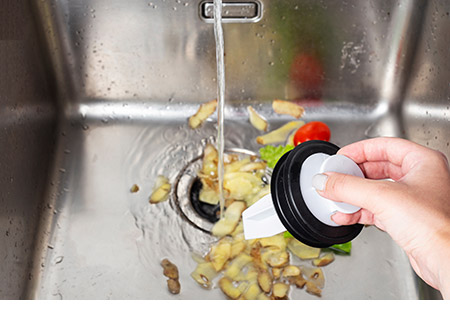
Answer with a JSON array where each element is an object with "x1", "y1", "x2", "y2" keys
[{"x1": 172, "y1": 148, "x2": 261, "y2": 233}]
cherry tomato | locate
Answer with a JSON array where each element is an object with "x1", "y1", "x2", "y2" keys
[{"x1": 293, "y1": 121, "x2": 331, "y2": 146}]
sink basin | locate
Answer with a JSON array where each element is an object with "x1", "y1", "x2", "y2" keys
[{"x1": 1, "y1": 0, "x2": 448, "y2": 299}]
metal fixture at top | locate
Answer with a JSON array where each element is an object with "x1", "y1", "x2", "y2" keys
[{"x1": 200, "y1": 1, "x2": 263, "y2": 23}]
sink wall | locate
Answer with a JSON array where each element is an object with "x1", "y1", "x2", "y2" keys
[{"x1": 0, "y1": 0, "x2": 57, "y2": 299}]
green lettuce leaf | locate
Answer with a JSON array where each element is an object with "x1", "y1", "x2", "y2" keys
[{"x1": 259, "y1": 144, "x2": 295, "y2": 169}]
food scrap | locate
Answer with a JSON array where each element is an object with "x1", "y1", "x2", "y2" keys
[
  {"x1": 259, "y1": 144, "x2": 294, "y2": 169},
  {"x1": 256, "y1": 121, "x2": 304, "y2": 145},
  {"x1": 188, "y1": 99, "x2": 217, "y2": 129},
  {"x1": 149, "y1": 175, "x2": 171, "y2": 204},
  {"x1": 187, "y1": 144, "x2": 340, "y2": 300},
  {"x1": 161, "y1": 259, "x2": 181, "y2": 294},
  {"x1": 197, "y1": 144, "x2": 269, "y2": 208},
  {"x1": 161, "y1": 105, "x2": 350, "y2": 300},
  {"x1": 292, "y1": 121, "x2": 331, "y2": 145},
  {"x1": 247, "y1": 106, "x2": 268, "y2": 132},
  {"x1": 130, "y1": 184, "x2": 140, "y2": 193},
  {"x1": 313, "y1": 253, "x2": 335, "y2": 267},
  {"x1": 272, "y1": 99, "x2": 305, "y2": 119}
]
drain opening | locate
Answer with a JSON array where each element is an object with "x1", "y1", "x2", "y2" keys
[
  {"x1": 173, "y1": 148, "x2": 265, "y2": 233},
  {"x1": 189, "y1": 178, "x2": 220, "y2": 224}
]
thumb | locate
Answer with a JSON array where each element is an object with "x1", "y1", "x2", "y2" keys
[{"x1": 312, "y1": 172, "x2": 396, "y2": 213}]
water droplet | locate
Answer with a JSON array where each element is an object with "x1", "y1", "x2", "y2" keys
[{"x1": 55, "y1": 256, "x2": 64, "y2": 264}]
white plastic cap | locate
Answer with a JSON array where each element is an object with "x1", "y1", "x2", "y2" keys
[
  {"x1": 242, "y1": 153, "x2": 364, "y2": 239},
  {"x1": 300, "y1": 154, "x2": 364, "y2": 226}
]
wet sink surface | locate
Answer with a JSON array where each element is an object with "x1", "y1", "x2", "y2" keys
[
  {"x1": 34, "y1": 108, "x2": 415, "y2": 299},
  {"x1": 29, "y1": 105, "x2": 428, "y2": 299},
  {"x1": 2, "y1": 0, "x2": 449, "y2": 299}
]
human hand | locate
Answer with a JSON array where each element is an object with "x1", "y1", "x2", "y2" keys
[{"x1": 312, "y1": 137, "x2": 450, "y2": 299}]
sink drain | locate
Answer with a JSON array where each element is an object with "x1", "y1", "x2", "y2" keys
[{"x1": 172, "y1": 148, "x2": 261, "y2": 233}]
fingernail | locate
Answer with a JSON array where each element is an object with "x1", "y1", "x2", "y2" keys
[
  {"x1": 330, "y1": 213, "x2": 340, "y2": 224},
  {"x1": 312, "y1": 173, "x2": 328, "y2": 191}
]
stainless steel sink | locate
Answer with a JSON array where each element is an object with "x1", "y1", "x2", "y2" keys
[{"x1": 1, "y1": 0, "x2": 448, "y2": 299}]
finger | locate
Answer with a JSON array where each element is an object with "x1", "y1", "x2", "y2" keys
[
  {"x1": 359, "y1": 161, "x2": 405, "y2": 180},
  {"x1": 337, "y1": 137, "x2": 428, "y2": 169},
  {"x1": 331, "y1": 209, "x2": 376, "y2": 225},
  {"x1": 312, "y1": 172, "x2": 398, "y2": 213}
]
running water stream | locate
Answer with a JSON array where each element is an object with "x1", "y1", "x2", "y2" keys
[{"x1": 213, "y1": 0, "x2": 226, "y2": 218}]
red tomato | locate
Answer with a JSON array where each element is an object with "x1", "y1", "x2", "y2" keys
[
  {"x1": 293, "y1": 121, "x2": 331, "y2": 146},
  {"x1": 290, "y1": 53, "x2": 324, "y2": 94}
]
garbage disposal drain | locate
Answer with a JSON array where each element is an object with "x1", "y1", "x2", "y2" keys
[{"x1": 172, "y1": 148, "x2": 262, "y2": 233}]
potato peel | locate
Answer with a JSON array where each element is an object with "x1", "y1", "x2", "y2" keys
[
  {"x1": 258, "y1": 234, "x2": 287, "y2": 251},
  {"x1": 243, "y1": 282, "x2": 262, "y2": 300},
  {"x1": 211, "y1": 201, "x2": 246, "y2": 237},
  {"x1": 219, "y1": 277, "x2": 241, "y2": 299},
  {"x1": 289, "y1": 275, "x2": 307, "y2": 289},
  {"x1": 209, "y1": 240, "x2": 232, "y2": 271},
  {"x1": 282, "y1": 265, "x2": 301, "y2": 277},
  {"x1": 313, "y1": 253, "x2": 335, "y2": 267},
  {"x1": 167, "y1": 279, "x2": 181, "y2": 294},
  {"x1": 189, "y1": 99, "x2": 217, "y2": 129},
  {"x1": 161, "y1": 259, "x2": 179, "y2": 280},
  {"x1": 272, "y1": 99, "x2": 305, "y2": 119},
  {"x1": 189, "y1": 145, "x2": 338, "y2": 299},
  {"x1": 224, "y1": 253, "x2": 253, "y2": 280},
  {"x1": 262, "y1": 249, "x2": 289, "y2": 268},
  {"x1": 257, "y1": 270, "x2": 273, "y2": 293},
  {"x1": 272, "y1": 282, "x2": 289, "y2": 299},
  {"x1": 149, "y1": 175, "x2": 171, "y2": 204},
  {"x1": 301, "y1": 266, "x2": 325, "y2": 288},
  {"x1": 190, "y1": 262, "x2": 218, "y2": 289},
  {"x1": 287, "y1": 238, "x2": 321, "y2": 260},
  {"x1": 247, "y1": 106, "x2": 268, "y2": 131},
  {"x1": 306, "y1": 281, "x2": 322, "y2": 297},
  {"x1": 256, "y1": 121, "x2": 304, "y2": 145}
]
